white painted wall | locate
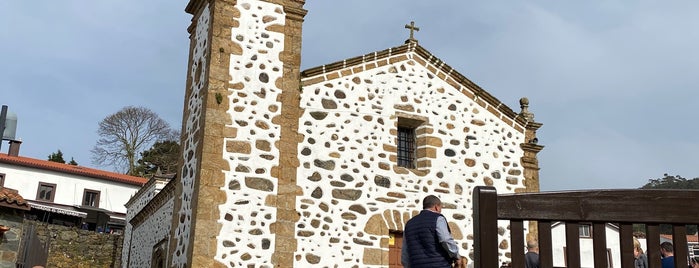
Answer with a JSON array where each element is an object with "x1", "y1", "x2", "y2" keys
[
  {"x1": 0, "y1": 163, "x2": 141, "y2": 214},
  {"x1": 551, "y1": 224, "x2": 621, "y2": 268}
]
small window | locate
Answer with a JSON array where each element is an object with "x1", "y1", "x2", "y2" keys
[
  {"x1": 83, "y1": 189, "x2": 101, "y2": 207},
  {"x1": 579, "y1": 224, "x2": 592, "y2": 238},
  {"x1": 0, "y1": 173, "x2": 5, "y2": 187},
  {"x1": 37, "y1": 182, "x2": 57, "y2": 202},
  {"x1": 397, "y1": 127, "x2": 416, "y2": 168}
]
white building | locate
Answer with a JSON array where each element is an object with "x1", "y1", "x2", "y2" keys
[
  {"x1": 550, "y1": 223, "x2": 622, "y2": 268},
  {"x1": 550, "y1": 223, "x2": 699, "y2": 267},
  {"x1": 0, "y1": 152, "x2": 147, "y2": 231}
]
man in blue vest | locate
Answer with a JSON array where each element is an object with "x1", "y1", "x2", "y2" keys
[{"x1": 401, "y1": 195, "x2": 462, "y2": 268}]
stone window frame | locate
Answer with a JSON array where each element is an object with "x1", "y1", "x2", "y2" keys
[
  {"x1": 396, "y1": 112, "x2": 431, "y2": 171},
  {"x1": 397, "y1": 126, "x2": 416, "y2": 168},
  {"x1": 151, "y1": 238, "x2": 168, "y2": 268},
  {"x1": 82, "y1": 189, "x2": 101, "y2": 207},
  {"x1": 36, "y1": 182, "x2": 57, "y2": 202}
]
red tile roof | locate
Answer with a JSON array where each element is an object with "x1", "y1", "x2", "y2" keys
[
  {"x1": 0, "y1": 154, "x2": 147, "y2": 186},
  {"x1": 0, "y1": 187, "x2": 30, "y2": 210},
  {"x1": 661, "y1": 234, "x2": 699, "y2": 243}
]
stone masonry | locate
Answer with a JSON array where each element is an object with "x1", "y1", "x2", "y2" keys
[{"x1": 122, "y1": 0, "x2": 543, "y2": 267}]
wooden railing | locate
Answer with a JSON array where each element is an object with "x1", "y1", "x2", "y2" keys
[{"x1": 473, "y1": 186, "x2": 699, "y2": 268}]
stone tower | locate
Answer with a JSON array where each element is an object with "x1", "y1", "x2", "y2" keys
[{"x1": 171, "y1": 0, "x2": 307, "y2": 267}]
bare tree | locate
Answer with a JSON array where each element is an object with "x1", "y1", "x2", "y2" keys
[{"x1": 91, "y1": 106, "x2": 175, "y2": 175}]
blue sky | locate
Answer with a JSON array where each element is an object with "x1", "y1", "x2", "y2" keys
[{"x1": 2, "y1": 1, "x2": 698, "y2": 190}]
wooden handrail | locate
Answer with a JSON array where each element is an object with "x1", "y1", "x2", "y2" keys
[{"x1": 473, "y1": 186, "x2": 699, "y2": 268}]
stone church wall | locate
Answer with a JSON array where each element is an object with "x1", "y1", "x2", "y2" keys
[
  {"x1": 125, "y1": 198, "x2": 174, "y2": 267},
  {"x1": 137, "y1": 0, "x2": 537, "y2": 266},
  {"x1": 170, "y1": 2, "x2": 210, "y2": 267},
  {"x1": 216, "y1": 0, "x2": 287, "y2": 266},
  {"x1": 294, "y1": 54, "x2": 526, "y2": 266},
  {"x1": 121, "y1": 180, "x2": 159, "y2": 267}
]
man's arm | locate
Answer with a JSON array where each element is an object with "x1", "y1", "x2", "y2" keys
[{"x1": 436, "y1": 216, "x2": 459, "y2": 260}]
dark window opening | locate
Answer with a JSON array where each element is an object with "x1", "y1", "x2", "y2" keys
[
  {"x1": 37, "y1": 182, "x2": 57, "y2": 202},
  {"x1": 397, "y1": 127, "x2": 416, "y2": 169},
  {"x1": 579, "y1": 224, "x2": 592, "y2": 238},
  {"x1": 83, "y1": 189, "x2": 100, "y2": 207}
]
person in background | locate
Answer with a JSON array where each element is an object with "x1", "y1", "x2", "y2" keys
[
  {"x1": 525, "y1": 240, "x2": 540, "y2": 268},
  {"x1": 401, "y1": 195, "x2": 462, "y2": 268},
  {"x1": 633, "y1": 237, "x2": 648, "y2": 268},
  {"x1": 660, "y1": 241, "x2": 674, "y2": 268}
]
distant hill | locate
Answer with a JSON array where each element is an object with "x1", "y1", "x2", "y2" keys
[{"x1": 640, "y1": 174, "x2": 699, "y2": 189}]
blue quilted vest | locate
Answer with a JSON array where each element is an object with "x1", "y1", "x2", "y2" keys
[{"x1": 404, "y1": 210, "x2": 453, "y2": 268}]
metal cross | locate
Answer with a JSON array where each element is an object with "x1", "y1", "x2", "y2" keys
[{"x1": 405, "y1": 21, "x2": 420, "y2": 41}]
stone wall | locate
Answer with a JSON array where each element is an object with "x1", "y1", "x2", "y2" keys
[
  {"x1": 27, "y1": 220, "x2": 123, "y2": 268},
  {"x1": 170, "y1": 2, "x2": 210, "y2": 267},
  {"x1": 295, "y1": 50, "x2": 528, "y2": 266},
  {"x1": 0, "y1": 208, "x2": 24, "y2": 268}
]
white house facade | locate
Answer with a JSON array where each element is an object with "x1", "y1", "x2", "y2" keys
[{"x1": 0, "y1": 152, "x2": 147, "y2": 231}]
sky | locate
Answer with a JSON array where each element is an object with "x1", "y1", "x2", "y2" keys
[{"x1": 2, "y1": 1, "x2": 698, "y2": 191}]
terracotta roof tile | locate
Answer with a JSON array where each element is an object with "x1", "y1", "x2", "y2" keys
[
  {"x1": 0, "y1": 187, "x2": 30, "y2": 210},
  {"x1": 660, "y1": 234, "x2": 699, "y2": 243},
  {"x1": 0, "y1": 154, "x2": 147, "y2": 186}
]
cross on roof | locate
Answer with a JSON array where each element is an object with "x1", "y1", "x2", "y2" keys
[{"x1": 405, "y1": 21, "x2": 420, "y2": 43}]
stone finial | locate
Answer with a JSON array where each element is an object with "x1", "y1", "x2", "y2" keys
[
  {"x1": 519, "y1": 97, "x2": 535, "y2": 122},
  {"x1": 404, "y1": 21, "x2": 420, "y2": 44}
]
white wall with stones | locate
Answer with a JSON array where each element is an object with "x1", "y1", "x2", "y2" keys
[
  {"x1": 122, "y1": 181, "x2": 158, "y2": 267},
  {"x1": 216, "y1": 0, "x2": 286, "y2": 266},
  {"x1": 126, "y1": 198, "x2": 174, "y2": 267},
  {"x1": 172, "y1": 3, "x2": 210, "y2": 267},
  {"x1": 294, "y1": 55, "x2": 527, "y2": 266}
]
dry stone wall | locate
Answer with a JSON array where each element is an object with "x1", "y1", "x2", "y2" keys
[
  {"x1": 295, "y1": 54, "x2": 526, "y2": 266},
  {"x1": 26, "y1": 220, "x2": 123, "y2": 268},
  {"x1": 216, "y1": 0, "x2": 286, "y2": 266}
]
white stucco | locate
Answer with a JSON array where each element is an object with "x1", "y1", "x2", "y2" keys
[
  {"x1": 127, "y1": 198, "x2": 174, "y2": 267},
  {"x1": 171, "y1": 3, "x2": 210, "y2": 267},
  {"x1": 216, "y1": 0, "x2": 286, "y2": 266},
  {"x1": 294, "y1": 53, "x2": 526, "y2": 266},
  {"x1": 0, "y1": 162, "x2": 140, "y2": 214},
  {"x1": 122, "y1": 178, "x2": 170, "y2": 268},
  {"x1": 551, "y1": 223, "x2": 621, "y2": 268}
]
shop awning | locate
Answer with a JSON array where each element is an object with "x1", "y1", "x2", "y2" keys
[{"x1": 28, "y1": 201, "x2": 87, "y2": 218}]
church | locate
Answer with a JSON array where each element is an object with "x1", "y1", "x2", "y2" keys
[{"x1": 121, "y1": 0, "x2": 544, "y2": 267}]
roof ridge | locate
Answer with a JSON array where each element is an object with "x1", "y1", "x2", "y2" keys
[{"x1": 0, "y1": 154, "x2": 147, "y2": 186}]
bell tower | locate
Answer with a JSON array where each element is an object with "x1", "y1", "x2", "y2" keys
[{"x1": 171, "y1": 0, "x2": 307, "y2": 267}]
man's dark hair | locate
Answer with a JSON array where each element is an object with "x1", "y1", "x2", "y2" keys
[
  {"x1": 423, "y1": 195, "x2": 441, "y2": 209},
  {"x1": 660, "y1": 241, "x2": 674, "y2": 252}
]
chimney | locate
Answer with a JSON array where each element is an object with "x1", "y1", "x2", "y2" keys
[{"x1": 8, "y1": 140, "x2": 21, "y2": 156}]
